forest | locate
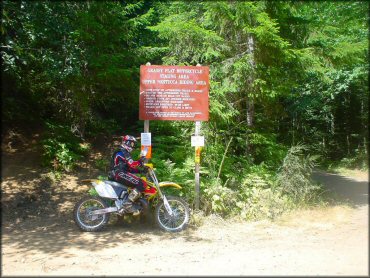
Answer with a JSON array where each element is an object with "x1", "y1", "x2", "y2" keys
[{"x1": 1, "y1": 0, "x2": 368, "y2": 219}]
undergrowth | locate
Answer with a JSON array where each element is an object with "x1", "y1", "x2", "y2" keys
[
  {"x1": 199, "y1": 144, "x2": 325, "y2": 221},
  {"x1": 39, "y1": 122, "x2": 327, "y2": 223},
  {"x1": 41, "y1": 121, "x2": 90, "y2": 172}
]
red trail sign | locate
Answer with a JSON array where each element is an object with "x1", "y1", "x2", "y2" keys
[{"x1": 139, "y1": 65, "x2": 209, "y2": 121}]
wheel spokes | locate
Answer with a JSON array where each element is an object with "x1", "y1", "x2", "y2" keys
[
  {"x1": 158, "y1": 199, "x2": 187, "y2": 230},
  {"x1": 78, "y1": 200, "x2": 105, "y2": 227}
]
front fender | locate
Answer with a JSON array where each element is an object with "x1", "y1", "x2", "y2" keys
[{"x1": 158, "y1": 182, "x2": 182, "y2": 189}]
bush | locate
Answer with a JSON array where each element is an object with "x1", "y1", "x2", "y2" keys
[
  {"x1": 150, "y1": 157, "x2": 195, "y2": 199},
  {"x1": 85, "y1": 118, "x2": 121, "y2": 138},
  {"x1": 41, "y1": 121, "x2": 90, "y2": 172},
  {"x1": 337, "y1": 149, "x2": 368, "y2": 170},
  {"x1": 248, "y1": 132, "x2": 288, "y2": 168},
  {"x1": 201, "y1": 165, "x2": 292, "y2": 220},
  {"x1": 237, "y1": 172, "x2": 291, "y2": 220},
  {"x1": 95, "y1": 158, "x2": 109, "y2": 171},
  {"x1": 202, "y1": 179, "x2": 239, "y2": 217},
  {"x1": 276, "y1": 144, "x2": 323, "y2": 204}
]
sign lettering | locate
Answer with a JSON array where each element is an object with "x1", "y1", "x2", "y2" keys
[{"x1": 139, "y1": 65, "x2": 209, "y2": 121}]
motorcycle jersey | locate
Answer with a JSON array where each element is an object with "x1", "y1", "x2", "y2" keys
[
  {"x1": 109, "y1": 148, "x2": 146, "y2": 192},
  {"x1": 110, "y1": 148, "x2": 143, "y2": 174}
]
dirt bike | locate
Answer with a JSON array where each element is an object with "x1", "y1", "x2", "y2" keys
[{"x1": 73, "y1": 163, "x2": 190, "y2": 232}]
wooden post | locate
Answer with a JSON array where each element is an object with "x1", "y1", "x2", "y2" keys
[
  {"x1": 144, "y1": 120, "x2": 149, "y2": 133},
  {"x1": 194, "y1": 63, "x2": 202, "y2": 210},
  {"x1": 143, "y1": 62, "x2": 151, "y2": 161},
  {"x1": 194, "y1": 121, "x2": 201, "y2": 210},
  {"x1": 144, "y1": 62, "x2": 151, "y2": 135}
]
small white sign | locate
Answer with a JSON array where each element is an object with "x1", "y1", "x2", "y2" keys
[
  {"x1": 191, "y1": 136, "x2": 204, "y2": 147},
  {"x1": 141, "y1": 132, "x2": 151, "y2": 146}
]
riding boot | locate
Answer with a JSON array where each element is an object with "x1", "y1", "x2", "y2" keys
[{"x1": 122, "y1": 188, "x2": 141, "y2": 215}]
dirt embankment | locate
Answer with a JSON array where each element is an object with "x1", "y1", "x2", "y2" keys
[{"x1": 1, "y1": 130, "x2": 368, "y2": 276}]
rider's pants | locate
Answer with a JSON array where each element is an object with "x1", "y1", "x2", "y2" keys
[{"x1": 114, "y1": 171, "x2": 146, "y2": 192}]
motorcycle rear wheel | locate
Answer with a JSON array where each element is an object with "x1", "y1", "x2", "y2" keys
[
  {"x1": 155, "y1": 196, "x2": 190, "y2": 232},
  {"x1": 73, "y1": 196, "x2": 110, "y2": 232}
]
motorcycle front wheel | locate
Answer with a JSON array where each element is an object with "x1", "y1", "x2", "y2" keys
[
  {"x1": 73, "y1": 196, "x2": 110, "y2": 232},
  {"x1": 155, "y1": 196, "x2": 190, "y2": 232}
]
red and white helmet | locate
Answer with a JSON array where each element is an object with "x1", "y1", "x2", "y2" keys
[{"x1": 121, "y1": 135, "x2": 137, "y2": 152}]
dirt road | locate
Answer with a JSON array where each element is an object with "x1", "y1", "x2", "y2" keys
[{"x1": 1, "y1": 136, "x2": 368, "y2": 276}]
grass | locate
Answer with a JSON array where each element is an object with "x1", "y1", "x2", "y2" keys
[{"x1": 327, "y1": 166, "x2": 368, "y2": 180}]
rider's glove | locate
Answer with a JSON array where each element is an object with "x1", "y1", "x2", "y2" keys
[{"x1": 138, "y1": 156, "x2": 146, "y2": 166}]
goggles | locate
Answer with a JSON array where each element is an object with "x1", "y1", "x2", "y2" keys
[{"x1": 128, "y1": 141, "x2": 135, "y2": 148}]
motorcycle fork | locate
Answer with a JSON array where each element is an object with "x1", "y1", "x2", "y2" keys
[{"x1": 148, "y1": 169, "x2": 173, "y2": 216}]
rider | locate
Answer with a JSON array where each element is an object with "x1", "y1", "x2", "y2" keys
[{"x1": 108, "y1": 135, "x2": 147, "y2": 215}]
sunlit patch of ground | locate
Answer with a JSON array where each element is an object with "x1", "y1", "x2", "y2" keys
[{"x1": 329, "y1": 167, "x2": 368, "y2": 181}]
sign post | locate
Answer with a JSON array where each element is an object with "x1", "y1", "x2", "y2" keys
[
  {"x1": 139, "y1": 63, "x2": 209, "y2": 210},
  {"x1": 194, "y1": 121, "x2": 201, "y2": 210},
  {"x1": 142, "y1": 62, "x2": 151, "y2": 161},
  {"x1": 191, "y1": 127, "x2": 204, "y2": 210}
]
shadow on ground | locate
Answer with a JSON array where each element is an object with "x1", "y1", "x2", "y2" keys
[
  {"x1": 2, "y1": 164, "x2": 199, "y2": 257},
  {"x1": 2, "y1": 211, "x2": 200, "y2": 258},
  {"x1": 2, "y1": 149, "x2": 200, "y2": 257},
  {"x1": 1, "y1": 132, "x2": 203, "y2": 257},
  {"x1": 312, "y1": 171, "x2": 369, "y2": 207},
  {"x1": 4, "y1": 131, "x2": 366, "y2": 259}
]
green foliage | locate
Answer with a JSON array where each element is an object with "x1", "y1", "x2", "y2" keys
[
  {"x1": 98, "y1": 175, "x2": 108, "y2": 181},
  {"x1": 150, "y1": 13, "x2": 225, "y2": 65},
  {"x1": 276, "y1": 144, "x2": 323, "y2": 204},
  {"x1": 41, "y1": 121, "x2": 90, "y2": 171},
  {"x1": 95, "y1": 158, "x2": 109, "y2": 172},
  {"x1": 85, "y1": 118, "x2": 121, "y2": 138},
  {"x1": 202, "y1": 165, "x2": 292, "y2": 220},
  {"x1": 2, "y1": 1, "x2": 368, "y2": 220},
  {"x1": 329, "y1": 149, "x2": 369, "y2": 171},
  {"x1": 150, "y1": 157, "x2": 194, "y2": 199},
  {"x1": 202, "y1": 180, "x2": 239, "y2": 217},
  {"x1": 237, "y1": 186, "x2": 291, "y2": 220},
  {"x1": 338, "y1": 156, "x2": 367, "y2": 170},
  {"x1": 88, "y1": 187, "x2": 98, "y2": 197},
  {"x1": 248, "y1": 132, "x2": 287, "y2": 167}
]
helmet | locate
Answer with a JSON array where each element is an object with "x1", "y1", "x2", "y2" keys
[{"x1": 121, "y1": 135, "x2": 137, "y2": 152}]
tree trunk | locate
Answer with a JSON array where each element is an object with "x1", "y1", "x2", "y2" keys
[
  {"x1": 330, "y1": 112, "x2": 335, "y2": 135},
  {"x1": 292, "y1": 113, "x2": 296, "y2": 145},
  {"x1": 360, "y1": 99, "x2": 368, "y2": 158},
  {"x1": 244, "y1": 34, "x2": 256, "y2": 156},
  {"x1": 246, "y1": 97, "x2": 254, "y2": 127},
  {"x1": 346, "y1": 135, "x2": 350, "y2": 156},
  {"x1": 246, "y1": 34, "x2": 256, "y2": 127},
  {"x1": 364, "y1": 136, "x2": 368, "y2": 158}
]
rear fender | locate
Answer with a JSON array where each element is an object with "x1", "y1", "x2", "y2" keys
[{"x1": 81, "y1": 179, "x2": 101, "y2": 184}]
